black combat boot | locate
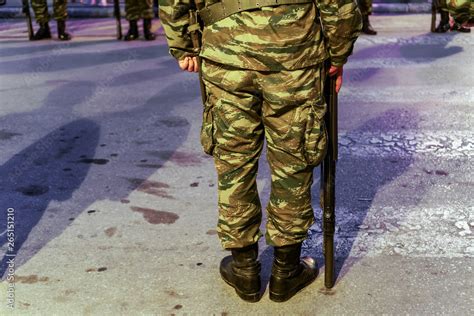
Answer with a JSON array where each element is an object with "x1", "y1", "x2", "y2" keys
[
  {"x1": 362, "y1": 14, "x2": 377, "y2": 35},
  {"x1": 219, "y1": 243, "x2": 261, "y2": 302},
  {"x1": 32, "y1": 22, "x2": 51, "y2": 41},
  {"x1": 57, "y1": 20, "x2": 71, "y2": 41},
  {"x1": 451, "y1": 22, "x2": 471, "y2": 33},
  {"x1": 143, "y1": 18, "x2": 156, "y2": 41},
  {"x1": 269, "y1": 243, "x2": 318, "y2": 302},
  {"x1": 124, "y1": 20, "x2": 139, "y2": 41},
  {"x1": 435, "y1": 11, "x2": 450, "y2": 33}
]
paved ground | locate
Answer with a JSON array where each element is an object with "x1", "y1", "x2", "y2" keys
[{"x1": 0, "y1": 14, "x2": 473, "y2": 315}]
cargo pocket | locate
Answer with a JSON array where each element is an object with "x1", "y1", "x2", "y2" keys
[
  {"x1": 303, "y1": 100, "x2": 328, "y2": 166},
  {"x1": 200, "y1": 91, "x2": 216, "y2": 156}
]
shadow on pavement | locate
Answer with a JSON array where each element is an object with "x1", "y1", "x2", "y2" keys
[
  {"x1": 345, "y1": 32, "x2": 463, "y2": 85},
  {"x1": 305, "y1": 108, "x2": 422, "y2": 287},
  {"x1": 0, "y1": 44, "x2": 169, "y2": 74},
  {"x1": 0, "y1": 64, "x2": 196, "y2": 278},
  {"x1": 0, "y1": 39, "x2": 118, "y2": 58}
]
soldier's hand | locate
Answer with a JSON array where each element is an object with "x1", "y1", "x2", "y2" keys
[
  {"x1": 329, "y1": 65, "x2": 343, "y2": 93},
  {"x1": 178, "y1": 56, "x2": 199, "y2": 73}
]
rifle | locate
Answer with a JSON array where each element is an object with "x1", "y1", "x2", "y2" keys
[
  {"x1": 113, "y1": 0, "x2": 122, "y2": 40},
  {"x1": 431, "y1": 0, "x2": 438, "y2": 32},
  {"x1": 321, "y1": 60, "x2": 338, "y2": 289},
  {"x1": 22, "y1": 0, "x2": 34, "y2": 40}
]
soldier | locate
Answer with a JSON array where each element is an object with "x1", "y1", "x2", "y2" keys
[
  {"x1": 124, "y1": 0, "x2": 156, "y2": 40},
  {"x1": 160, "y1": 0, "x2": 361, "y2": 302},
  {"x1": 30, "y1": 0, "x2": 71, "y2": 40},
  {"x1": 358, "y1": 0, "x2": 377, "y2": 35},
  {"x1": 447, "y1": 0, "x2": 473, "y2": 30},
  {"x1": 435, "y1": 0, "x2": 471, "y2": 32}
]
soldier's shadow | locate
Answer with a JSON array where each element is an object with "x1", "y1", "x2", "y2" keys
[
  {"x1": 345, "y1": 32, "x2": 463, "y2": 85},
  {"x1": 0, "y1": 71, "x2": 196, "y2": 278},
  {"x1": 0, "y1": 118, "x2": 101, "y2": 277},
  {"x1": 309, "y1": 108, "x2": 421, "y2": 286},
  {"x1": 255, "y1": 108, "x2": 421, "y2": 292}
]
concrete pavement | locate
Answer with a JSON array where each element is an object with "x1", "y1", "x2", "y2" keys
[{"x1": 0, "y1": 14, "x2": 473, "y2": 315}]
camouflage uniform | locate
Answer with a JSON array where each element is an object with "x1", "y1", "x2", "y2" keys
[
  {"x1": 31, "y1": 0, "x2": 67, "y2": 24},
  {"x1": 446, "y1": 0, "x2": 473, "y2": 24},
  {"x1": 160, "y1": 0, "x2": 361, "y2": 249},
  {"x1": 125, "y1": 0, "x2": 154, "y2": 21},
  {"x1": 357, "y1": 0, "x2": 372, "y2": 15}
]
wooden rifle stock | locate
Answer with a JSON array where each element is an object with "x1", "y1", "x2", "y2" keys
[
  {"x1": 113, "y1": 0, "x2": 122, "y2": 39},
  {"x1": 321, "y1": 62, "x2": 338, "y2": 289}
]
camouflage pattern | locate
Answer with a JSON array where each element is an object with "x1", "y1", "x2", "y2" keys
[
  {"x1": 357, "y1": 0, "x2": 372, "y2": 15},
  {"x1": 159, "y1": 0, "x2": 362, "y2": 68},
  {"x1": 31, "y1": 0, "x2": 67, "y2": 24},
  {"x1": 125, "y1": 0, "x2": 154, "y2": 21},
  {"x1": 159, "y1": 0, "x2": 361, "y2": 249},
  {"x1": 447, "y1": 0, "x2": 473, "y2": 23},
  {"x1": 201, "y1": 58, "x2": 327, "y2": 248}
]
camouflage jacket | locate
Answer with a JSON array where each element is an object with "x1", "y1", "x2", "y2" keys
[
  {"x1": 159, "y1": 0, "x2": 362, "y2": 70},
  {"x1": 447, "y1": 0, "x2": 473, "y2": 23}
]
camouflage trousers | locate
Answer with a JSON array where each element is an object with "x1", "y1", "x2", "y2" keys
[
  {"x1": 357, "y1": 0, "x2": 373, "y2": 15},
  {"x1": 446, "y1": 0, "x2": 473, "y2": 23},
  {"x1": 31, "y1": 0, "x2": 67, "y2": 24},
  {"x1": 200, "y1": 58, "x2": 328, "y2": 249},
  {"x1": 125, "y1": 0, "x2": 154, "y2": 21}
]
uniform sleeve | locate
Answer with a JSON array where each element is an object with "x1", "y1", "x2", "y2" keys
[
  {"x1": 315, "y1": 0, "x2": 362, "y2": 67},
  {"x1": 158, "y1": 0, "x2": 197, "y2": 60}
]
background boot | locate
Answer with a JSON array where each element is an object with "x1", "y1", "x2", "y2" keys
[
  {"x1": 269, "y1": 243, "x2": 318, "y2": 302},
  {"x1": 32, "y1": 22, "x2": 51, "y2": 40},
  {"x1": 362, "y1": 14, "x2": 377, "y2": 35},
  {"x1": 219, "y1": 243, "x2": 261, "y2": 302},
  {"x1": 451, "y1": 22, "x2": 471, "y2": 33},
  {"x1": 143, "y1": 18, "x2": 156, "y2": 41},
  {"x1": 124, "y1": 20, "x2": 139, "y2": 41},
  {"x1": 435, "y1": 11, "x2": 450, "y2": 33},
  {"x1": 57, "y1": 20, "x2": 71, "y2": 41}
]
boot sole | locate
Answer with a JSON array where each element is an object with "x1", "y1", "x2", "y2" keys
[
  {"x1": 221, "y1": 275, "x2": 261, "y2": 302},
  {"x1": 269, "y1": 273, "x2": 318, "y2": 303}
]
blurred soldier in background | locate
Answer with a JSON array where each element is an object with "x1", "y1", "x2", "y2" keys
[
  {"x1": 434, "y1": 0, "x2": 471, "y2": 32},
  {"x1": 31, "y1": 0, "x2": 71, "y2": 40},
  {"x1": 124, "y1": 0, "x2": 156, "y2": 40},
  {"x1": 447, "y1": 0, "x2": 473, "y2": 30},
  {"x1": 358, "y1": 0, "x2": 377, "y2": 35}
]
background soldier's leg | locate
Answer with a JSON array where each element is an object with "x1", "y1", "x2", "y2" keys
[
  {"x1": 140, "y1": 0, "x2": 154, "y2": 20},
  {"x1": 124, "y1": 0, "x2": 140, "y2": 40},
  {"x1": 141, "y1": 0, "x2": 155, "y2": 40},
  {"x1": 259, "y1": 65, "x2": 327, "y2": 247},
  {"x1": 201, "y1": 59, "x2": 264, "y2": 250},
  {"x1": 125, "y1": 0, "x2": 141, "y2": 21},
  {"x1": 31, "y1": 0, "x2": 50, "y2": 24},
  {"x1": 52, "y1": 0, "x2": 67, "y2": 21},
  {"x1": 31, "y1": 0, "x2": 51, "y2": 40},
  {"x1": 435, "y1": 0, "x2": 451, "y2": 32},
  {"x1": 358, "y1": 0, "x2": 377, "y2": 35},
  {"x1": 53, "y1": 0, "x2": 71, "y2": 40}
]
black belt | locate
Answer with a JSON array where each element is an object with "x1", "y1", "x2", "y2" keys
[{"x1": 198, "y1": 0, "x2": 314, "y2": 26}]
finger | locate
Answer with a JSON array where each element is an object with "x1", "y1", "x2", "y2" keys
[
  {"x1": 329, "y1": 66, "x2": 338, "y2": 76},
  {"x1": 193, "y1": 57, "x2": 199, "y2": 72},
  {"x1": 336, "y1": 74, "x2": 343, "y2": 93},
  {"x1": 179, "y1": 57, "x2": 189, "y2": 70},
  {"x1": 187, "y1": 58, "x2": 194, "y2": 72}
]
